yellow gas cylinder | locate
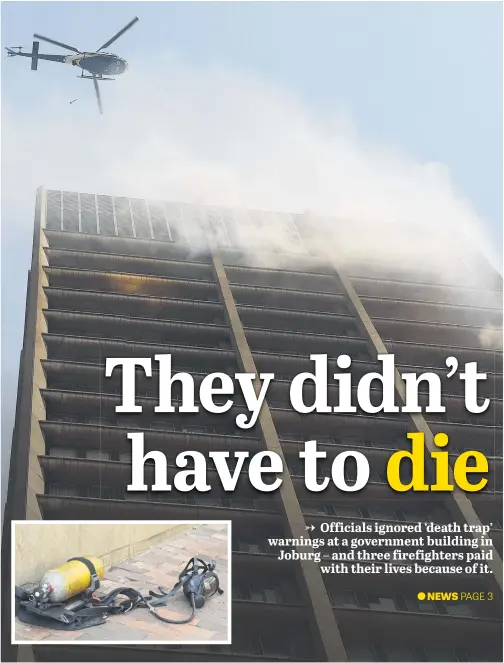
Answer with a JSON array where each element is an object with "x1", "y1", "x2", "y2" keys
[{"x1": 40, "y1": 557, "x2": 105, "y2": 603}]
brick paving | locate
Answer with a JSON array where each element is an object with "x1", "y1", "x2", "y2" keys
[{"x1": 15, "y1": 523, "x2": 229, "y2": 643}]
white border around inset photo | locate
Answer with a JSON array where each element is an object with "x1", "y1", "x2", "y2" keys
[{"x1": 11, "y1": 519, "x2": 232, "y2": 646}]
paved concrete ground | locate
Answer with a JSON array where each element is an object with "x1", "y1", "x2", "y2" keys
[{"x1": 15, "y1": 523, "x2": 229, "y2": 643}]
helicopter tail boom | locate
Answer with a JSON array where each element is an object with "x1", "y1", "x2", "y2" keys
[{"x1": 5, "y1": 43, "x2": 67, "y2": 67}]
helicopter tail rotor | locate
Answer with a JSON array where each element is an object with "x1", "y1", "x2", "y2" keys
[
  {"x1": 5, "y1": 46, "x2": 23, "y2": 56},
  {"x1": 31, "y1": 41, "x2": 40, "y2": 70}
]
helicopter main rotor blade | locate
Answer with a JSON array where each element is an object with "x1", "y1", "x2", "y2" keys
[
  {"x1": 96, "y1": 17, "x2": 138, "y2": 52},
  {"x1": 33, "y1": 33, "x2": 80, "y2": 53},
  {"x1": 92, "y1": 75, "x2": 103, "y2": 115}
]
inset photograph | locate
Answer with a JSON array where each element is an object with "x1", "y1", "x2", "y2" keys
[{"x1": 12, "y1": 520, "x2": 231, "y2": 645}]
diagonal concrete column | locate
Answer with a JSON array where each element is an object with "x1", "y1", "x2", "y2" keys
[
  {"x1": 334, "y1": 265, "x2": 503, "y2": 590},
  {"x1": 211, "y1": 251, "x2": 348, "y2": 662}
]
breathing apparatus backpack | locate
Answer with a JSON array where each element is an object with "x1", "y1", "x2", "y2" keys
[{"x1": 15, "y1": 556, "x2": 223, "y2": 631}]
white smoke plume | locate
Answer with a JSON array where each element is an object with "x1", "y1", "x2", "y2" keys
[
  {"x1": 2, "y1": 48, "x2": 502, "y2": 515},
  {"x1": 479, "y1": 325, "x2": 504, "y2": 351},
  {"x1": 2, "y1": 52, "x2": 502, "y2": 301}
]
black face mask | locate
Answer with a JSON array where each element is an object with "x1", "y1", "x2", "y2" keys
[{"x1": 180, "y1": 558, "x2": 223, "y2": 609}]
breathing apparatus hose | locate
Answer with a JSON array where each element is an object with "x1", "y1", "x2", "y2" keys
[
  {"x1": 145, "y1": 592, "x2": 197, "y2": 625},
  {"x1": 92, "y1": 585, "x2": 198, "y2": 624}
]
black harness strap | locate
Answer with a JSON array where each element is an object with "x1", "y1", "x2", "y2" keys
[
  {"x1": 209, "y1": 572, "x2": 224, "y2": 596},
  {"x1": 91, "y1": 587, "x2": 144, "y2": 614},
  {"x1": 17, "y1": 609, "x2": 106, "y2": 631},
  {"x1": 67, "y1": 557, "x2": 100, "y2": 592}
]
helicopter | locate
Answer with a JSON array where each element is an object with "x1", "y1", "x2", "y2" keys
[{"x1": 5, "y1": 17, "x2": 139, "y2": 114}]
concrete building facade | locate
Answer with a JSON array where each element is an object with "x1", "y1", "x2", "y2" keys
[{"x1": 2, "y1": 186, "x2": 503, "y2": 662}]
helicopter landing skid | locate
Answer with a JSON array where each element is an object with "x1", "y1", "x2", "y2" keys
[{"x1": 79, "y1": 74, "x2": 115, "y2": 81}]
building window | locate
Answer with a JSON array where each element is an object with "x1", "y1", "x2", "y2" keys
[
  {"x1": 333, "y1": 504, "x2": 361, "y2": 519},
  {"x1": 248, "y1": 633, "x2": 265, "y2": 656},
  {"x1": 261, "y1": 634, "x2": 289, "y2": 657},
  {"x1": 231, "y1": 633, "x2": 253, "y2": 655},
  {"x1": 423, "y1": 645, "x2": 462, "y2": 661},
  {"x1": 195, "y1": 496, "x2": 221, "y2": 507},
  {"x1": 88, "y1": 485, "x2": 115, "y2": 499},
  {"x1": 97, "y1": 195, "x2": 116, "y2": 236},
  {"x1": 85, "y1": 450, "x2": 110, "y2": 461},
  {"x1": 344, "y1": 325, "x2": 360, "y2": 338},
  {"x1": 80, "y1": 193, "x2": 98, "y2": 234},
  {"x1": 183, "y1": 425, "x2": 207, "y2": 434},
  {"x1": 341, "y1": 437, "x2": 368, "y2": 447},
  {"x1": 346, "y1": 642, "x2": 378, "y2": 661},
  {"x1": 62, "y1": 191, "x2": 79, "y2": 232},
  {"x1": 373, "y1": 439, "x2": 402, "y2": 450},
  {"x1": 87, "y1": 417, "x2": 104, "y2": 426},
  {"x1": 402, "y1": 507, "x2": 431, "y2": 523},
  {"x1": 114, "y1": 197, "x2": 134, "y2": 237},
  {"x1": 235, "y1": 540, "x2": 265, "y2": 554},
  {"x1": 47, "y1": 483, "x2": 78, "y2": 497},
  {"x1": 157, "y1": 494, "x2": 186, "y2": 504},
  {"x1": 255, "y1": 499, "x2": 278, "y2": 512},
  {"x1": 354, "y1": 350, "x2": 371, "y2": 361},
  {"x1": 46, "y1": 190, "x2": 62, "y2": 230},
  {"x1": 48, "y1": 447, "x2": 78, "y2": 458},
  {"x1": 280, "y1": 433, "x2": 299, "y2": 442},
  {"x1": 300, "y1": 501, "x2": 325, "y2": 515},
  {"x1": 443, "y1": 602, "x2": 476, "y2": 617},
  {"x1": 330, "y1": 590, "x2": 359, "y2": 609},
  {"x1": 369, "y1": 506, "x2": 398, "y2": 521},
  {"x1": 382, "y1": 644, "x2": 420, "y2": 661},
  {"x1": 229, "y1": 498, "x2": 255, "y2": 509},
  {"x1": 365, "y1": 593, "x2": 398, "y2": 612},
  {"x1": 405, "y1": 595, "x2": 438, "y2": 614},
  {"x1": 262, "y1": 588, "x2": 279, "y2": 604},
  {"x1": 235, "y1": 582, "x2": 298, "y2": 605},
  {"x1": 127, "y1": 491, "x2": 148, "y2": 501}
]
